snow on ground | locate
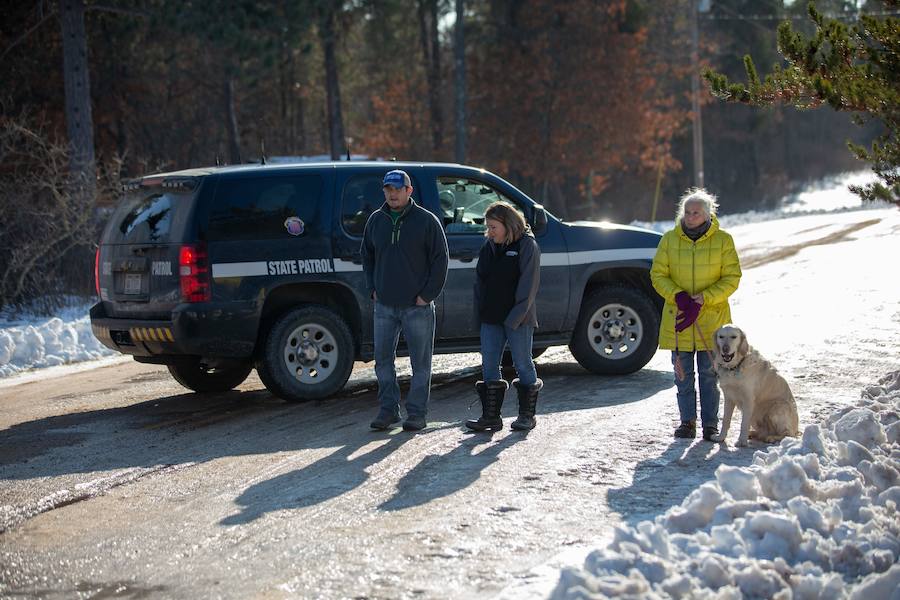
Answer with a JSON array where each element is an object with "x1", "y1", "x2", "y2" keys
[
  {"x1": 550, "y1": 371, "x2": 900, "y2": 599},
  {"x1": 0, "y1": 305, "x2": 116, "y2": 380}
]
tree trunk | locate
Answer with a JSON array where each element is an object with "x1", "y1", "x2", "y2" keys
[
  {"x1": 454, "y1": 0, "x2": 466, "y2": 164},
  {"x1": 418, "y1": 0, "x2": 443, "y2": 155},
  {"x1": 320, "y1": 4, "x2": 345, "y2": 161},
  {"x1": 59, "y1": 0, "x2": 96, "y2": 203},
  {"x1": 224, "y1": 77, "x2": 242, "y2": 164}
]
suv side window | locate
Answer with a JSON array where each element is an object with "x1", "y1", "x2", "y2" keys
[
  {"x1": 341, "y1": 173, "x2": 421, "y2": 237},
  {"x1": 437, "y1": 176, "x2": 525, "y2": 234},
  {"x1": 208, "y1": 174, "x2": 323, "y2": 241},
  {"x1": 340, "y1": 175, "x2": 385, "y2": 237}
]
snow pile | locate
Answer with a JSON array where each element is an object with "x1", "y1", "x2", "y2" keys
[
  {"x1": 551, "y1": 371, "x2": 900, "y2": 599},
  {"x1": 0, "y1": 306, "x2": 114, "y2": 378}
]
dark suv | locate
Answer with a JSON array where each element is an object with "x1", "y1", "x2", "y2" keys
[{"x1": 91, "y1": 161, "x2": 663, "y2": 401}]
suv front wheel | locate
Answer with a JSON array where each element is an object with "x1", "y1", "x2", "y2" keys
[
  {"x1": 256, "y1": 305, "x2": 355, "y2": 401},
  {"x1": 569, "y1": 285, "x2": 660, "y2": 375}
]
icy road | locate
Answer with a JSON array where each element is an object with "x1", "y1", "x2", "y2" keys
[{"x1": 1, "y1": 207, "x2": 898, "y2": 599}]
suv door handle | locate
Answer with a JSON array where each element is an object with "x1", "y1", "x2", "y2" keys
[{"x1": 456, "y1": 252, "x2": 476, "y2": 262}]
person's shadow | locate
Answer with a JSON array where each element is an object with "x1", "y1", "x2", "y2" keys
[
  {"x1": 378, "y1": 432, "x2": 523, "y2": 512},
  {"x1": 220, "y1": 431, "x2": 414, "y2": 526},
  {"x1": 607, "y1": 439, "x2": 757, "y2": 527}
]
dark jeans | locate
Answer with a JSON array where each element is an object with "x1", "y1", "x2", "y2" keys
[
  {"x1": 672, "y1": 350, "x2": 720, "y2": 426},
  {"x1": 374, "y1": 301, "x2": 436, "y2": 419},
  {"x1": 480, "y1": 322, "x2": 537, "y2": 385}
]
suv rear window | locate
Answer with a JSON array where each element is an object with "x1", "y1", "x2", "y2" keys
[
  {"x1": 209, "y1": 174, "x2": 324, "y2": 241},
  {"x1": 104, "y1": 188, "x2": 196, "y2": 244}
]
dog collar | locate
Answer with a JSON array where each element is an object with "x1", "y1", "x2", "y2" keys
[{"x1": 720, "y1": 353, "x2": 747, "y2": 376}]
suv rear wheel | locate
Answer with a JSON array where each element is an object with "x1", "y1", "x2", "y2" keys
[
  {"x1": 256, "y1": 305, "x2": 355, "y2": 401},
  {"x1": 168, "y1": 359, "x2": 254, "y2": 393},
  {"x1": 569, "y1": 285, "x2": 659, "y2": 375}
]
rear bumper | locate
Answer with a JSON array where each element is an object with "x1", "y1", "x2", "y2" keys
[{"x1": 90, "y1": 302, "x2": 257, "y2": 360}]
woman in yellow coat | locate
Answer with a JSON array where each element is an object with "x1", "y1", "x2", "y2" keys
[{"x1": 651, "y1": 188, "x2": 742, "y2": 441}]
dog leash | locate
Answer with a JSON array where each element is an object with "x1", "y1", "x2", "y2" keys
[
  {"x1": 673, "y1": 314, "x2": 715, "y2": 382},
  {"x1": 693, "y1": 320, "x2": 716, "y2": 365}
]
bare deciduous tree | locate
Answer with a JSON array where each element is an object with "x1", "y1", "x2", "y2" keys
[{"x1": 0, "y1": 111, "x2": 117, "y2": 312}]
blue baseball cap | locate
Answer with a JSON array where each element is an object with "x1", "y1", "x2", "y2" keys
[{"x1": 383, "y1": 169, "x2": 411, "y2": 189}]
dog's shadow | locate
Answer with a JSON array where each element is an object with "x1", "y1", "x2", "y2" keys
[{"x1": 606, "y1": 438, "x2": 757, "y2": 527}]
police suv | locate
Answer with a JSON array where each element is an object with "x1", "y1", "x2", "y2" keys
[{"x1": 91, "y1": 161, "x2": 664, "y2": 401}]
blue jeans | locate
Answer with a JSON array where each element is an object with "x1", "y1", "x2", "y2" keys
[
  {"x1": 374, "y1": 301, "x2": 436, "y2": 419},
  {"x1": 481, "y1": 322, "x2": 537, "y2": 385},
  {"x1": 672, "y1": 351, "x2": 719, "y2": 426}
]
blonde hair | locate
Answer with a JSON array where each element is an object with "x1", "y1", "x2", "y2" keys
[
  {"x1": 676, "y1": 187, "x2": 719, "y2": 223},
  {"x1": 484, "y1": 202, "x2": 528, "y2": 245}
]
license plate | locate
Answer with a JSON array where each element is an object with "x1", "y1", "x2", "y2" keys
[{"x1": 124, "y1": 273, "x2": 142, "y2": 295}]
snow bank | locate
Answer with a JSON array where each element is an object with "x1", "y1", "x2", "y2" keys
[
  {"x1": 551, "y1": 371, "x2": 900, "y2": 599},
  {"x1": 0, "y1": 306, "x2": 114, "y2": 378}
]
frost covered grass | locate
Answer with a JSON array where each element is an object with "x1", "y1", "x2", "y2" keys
[
  {"x1": 551, "y1": 371, "x2": 900, "y2": 599},
  {"x1": 0, "y1": 300, "x2": 114, "y2": 378}
]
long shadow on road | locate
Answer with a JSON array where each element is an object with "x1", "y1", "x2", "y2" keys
[
  {"x1": 378, "y1": 432, "x2": 524, "y2": 512},
  {"x1": 220, "y1": 430, "x2": 415, "y2": 526},
  {"x1": 0, "y1": 362, "x2": 672, "y2": 481},
  {"x1": 0, "y1": 359, "x2": 675, "y2": 529}
]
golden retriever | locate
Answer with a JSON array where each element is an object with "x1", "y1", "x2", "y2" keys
[{"x1": 711, "y1": 324, "x2": 799, "y2": 446}]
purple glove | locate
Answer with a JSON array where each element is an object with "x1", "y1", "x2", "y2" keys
[
  {"x1": 675, "y1": 291, "x2": 694, "y2": 311},
  {"x1": 674, "y1": 292, "x2": 701, "y2": 332}
]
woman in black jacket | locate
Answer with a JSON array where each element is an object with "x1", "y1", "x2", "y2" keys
[{"x1": 466, "y1": 202, "x2": 542, "y2": 432}]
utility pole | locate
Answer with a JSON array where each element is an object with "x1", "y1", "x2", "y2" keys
[{"x1": 690, "y1": 0, "x2": 707, "y2": 189}]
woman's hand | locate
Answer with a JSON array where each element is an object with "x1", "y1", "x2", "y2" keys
[{"x1": 692, "y1": 293, "x2": 704, "y2": 306}]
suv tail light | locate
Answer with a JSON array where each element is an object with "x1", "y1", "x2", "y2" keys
[
  {"x1": 94, "y1": 247, "x2": 101, "y2": 298},
  {"x1": 179, "y1": 244, "x2": 211, "y2": 303}
]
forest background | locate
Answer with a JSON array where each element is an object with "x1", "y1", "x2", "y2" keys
[{"x1": 0, "y1": 0, "x2": 885, "y2": 308}]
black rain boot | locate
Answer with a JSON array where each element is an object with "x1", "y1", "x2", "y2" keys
[
  {"x1": 674, "y1": 420, "x2": 697, "y2": 438},
  {"x1": 511, "y1": 378, "x2": 543, "y2": 431},
  {"x1": 465, "y1": 380, "x2": 507, "y2": 432}
]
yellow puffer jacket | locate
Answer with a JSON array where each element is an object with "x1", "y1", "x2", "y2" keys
[{"x1": 650, "y1": 216, "x2": 742, "y2": 351}]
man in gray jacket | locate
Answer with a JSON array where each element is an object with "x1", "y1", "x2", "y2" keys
[{"x1": 361, "y1": 169, "x2": 449, "y2": 431}]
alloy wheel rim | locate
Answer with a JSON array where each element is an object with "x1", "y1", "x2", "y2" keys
[
  {"x1": 282, "y1": 323, "x2": 338, "y2": 384},
  {"x1": 587, "y1": 302, "x2": 643, "y2": 359}
]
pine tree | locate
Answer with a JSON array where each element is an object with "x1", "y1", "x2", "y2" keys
[{"x1": 703, "y1": 1, "x2": 899, "y2": 206}]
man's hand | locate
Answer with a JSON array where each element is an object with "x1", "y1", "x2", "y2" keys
[
  {"x1": 692, "y1": 293, "x2": 704, "y2": 305},
  {"x1": 372, "y1": 291, "x2": 377, "y2": 301},
  {"x1": 416, "y1": 296, "x2": 428, "y2": 306}
]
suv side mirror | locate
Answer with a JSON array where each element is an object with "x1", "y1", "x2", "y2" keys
[{"x1": 531, "y1": 204, "x2": 548, "y2": 235}]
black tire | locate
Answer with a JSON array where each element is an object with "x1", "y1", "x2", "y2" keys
[
  {"x1": 569, "y1": 284, "x2": 660, "y2": 375},
  {"x1": 167, "y1": 359, "x2": 254, "y2": 393},
  {"x1": 255, "y1": 305, "x2": 354, "y2": 401}
]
